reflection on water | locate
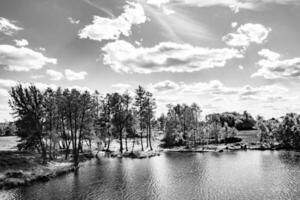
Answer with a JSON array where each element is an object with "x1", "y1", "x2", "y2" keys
[{"x1": 1, "y1": 151, "x2": 300, "y2": 200}]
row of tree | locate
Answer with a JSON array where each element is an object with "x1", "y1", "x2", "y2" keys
[
  {"x1": 9, "y1": 83, "x2": 300, "y2": 167},
  {"x1": 9, "y1": 84, "x2": 156, "y2": 167},
  {"x1": 159, "y1": 104, "x2": 240, "y2": 147}
]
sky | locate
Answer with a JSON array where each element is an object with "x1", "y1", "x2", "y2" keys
[{"x1": 1, "y1": 0, "x2": 300, "y2": 121}]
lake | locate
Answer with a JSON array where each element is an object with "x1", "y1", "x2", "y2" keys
[{"x1": 1, "y1": 151, "x2": 300, "y2": 200}]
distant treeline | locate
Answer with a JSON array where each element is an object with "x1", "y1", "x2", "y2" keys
[{"x1": 7, "y1": 84, "x2": 300, "y2": 166}]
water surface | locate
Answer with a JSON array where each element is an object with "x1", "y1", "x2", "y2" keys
[{"x1": 1, "y1": 151, "x2": 300, "y2": 200}]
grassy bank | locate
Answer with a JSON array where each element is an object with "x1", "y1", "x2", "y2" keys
[{"x1": 0, "y1": 150, "x2": 93, "y2": 190}]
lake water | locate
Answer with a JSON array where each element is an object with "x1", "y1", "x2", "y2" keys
[{"x1": 1, "y1": 151, "x2": 300, "y2": 200}]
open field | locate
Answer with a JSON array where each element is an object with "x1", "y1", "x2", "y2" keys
[{"x1": 0, "y1": 136, "x2": 18, "y2": 151}]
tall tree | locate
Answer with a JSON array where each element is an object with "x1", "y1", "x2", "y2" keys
[
  {"x1": 134, "y1": 86, "x2": 147, "y2": 151},
  {"x1": 9, "y1": 84, "x2": 48, "y2": 164}
]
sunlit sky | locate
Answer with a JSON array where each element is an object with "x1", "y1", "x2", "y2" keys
[{"x1": 1, "y1": 0, "x2": 300, "y2": 121}]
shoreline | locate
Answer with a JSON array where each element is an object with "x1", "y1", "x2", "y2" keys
[
  {"x1": 96, "y1": 141, "x2": 285, "y2": 159},
  {"x1": 96, "y1": 149, "x2": 162, "y2": 159},
  {"x1": 163, "y1": 142, "x2": 285, "y2": 153},
  {"x1": 0, "y1": 141, "x2": 289, "y2": 190},
  {"x1": 0, "y1": 154, "x2": 94, "y2": 190}
]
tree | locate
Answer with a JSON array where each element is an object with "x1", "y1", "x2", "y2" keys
[
  {"x1": 43, "y1": 88, "x2": 59, "y2": 160},
  {"x1": 9, "y1": 84, "x2": 48, "y2": 164},
  {"x1": 191, "y1": 103, "x2": 201, "y2": 146},
  {"x1": 144, "y1": 91, "x2": 156, "y2": 150},
  {"x1": 62, "y1": 89, "x2": 96, "y2": 167},
  {"x1": 109, "y1": 92, "x2": 131, "y2": 153},
  {"x1": 134, "y1": 86, "x2": 147, "y2": 151},
  {"x1": 206, "y1": 114, "x2": 221, "y2": 143}
]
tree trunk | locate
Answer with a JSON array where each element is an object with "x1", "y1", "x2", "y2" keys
[
  {"x1": 65, "y1": 146, "x2": 69, "y2": 160},
  {"x1": 140, "y1": 130, "x2": 144, "y2": 151},
  {"x1": 125, "y1": 133, "x2": 128, "y2": 152},
  {"x1": 119, "y1": 129, "x2": 123, "y2": 153},
  {"x1": 73, "y1": 148, "x2": 79, "y2": 168},
  {"x1": 146, "y1": 124, "x2": 149, "y2": 148},
  {"x1": 131, "y1": 136, "x2": 136, "y2": 153},
  {"x1": 107, "y1": 135, "x2": 111, "y2": 151},
  {"x1": 149, "y1": 122, "x2": 153, "y2": 150},
  {"x1": 41, "y1": 144, "x2": 47, "y2": 164}
]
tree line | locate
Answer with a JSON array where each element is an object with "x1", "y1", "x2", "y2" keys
[
  {"x1": 8, "y1": 83, "x2": 300, "y2": 167},
  {"x1": 8, "y1": 84, "x2": 156, "y2": 167}
]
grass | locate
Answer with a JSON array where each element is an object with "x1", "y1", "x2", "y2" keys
[
  {"x1": 237, "y1": 130, "x2": 260, "y2": 143},
  {"x1": 0, "y1": 151, "x2": 40, "y2": 172},
  {"x1": 0, "y1": 136, "x2": 18, "y2": 151}
]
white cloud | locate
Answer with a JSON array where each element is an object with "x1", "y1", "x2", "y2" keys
[
  {"x1": 0, "y1": 17, "x2": 23, "y2": 36},
  {"x1": 0, "y1": 78, "x2": 58, "y2": 92},
  {"x1": 68, "y1": 85, "x2": 91, "y2": 92},
  {"x1": 102, "y1": 40, "x2": 243, "y2": 73},
  {"x1": 111, "y1": 83, "x2": 132, "y2": 93},
  {"x1": 149, "y1": 80, "x2": 180, "y2": 92},
  {"x1": 39, "y1": 47, "x2": 46, "y2": 52},
  {"x1": 0, "y1": 79, "x2": 18, "y2": 88},
  {"x1": 223, "y1": 23, "x2": 271, "y2": 48},
  {"x1": 46, "y1": 69, "x2": 64, "y2": 81},
  {"x1": 79, "y1": 2, "x2": 147, "y2": 42},
  {"x1": 68, "y1": 17, "x2": 80, "y2": 24},
  {"x1": 238, "y1": 65, "x2": 244, "y2": 70},
  {"x1": 231, "y1": 22, "x2": 238, "y2": 28},
  {"x1": 146, "y1": 0, "x2": 300, "y2": 13},
  {"x1": 149, "y1": 80, "x2": 287, "y2": 99},
  {"x1": 31, "y1": 74, "x2": 45, "y2": 79},
  {"x1": 252, "y1": 49, "x2": 300, "y2": 79},
  {"x1": 14, "y1": 39, "x2": 29, "y2": 47},
  {"x1": 147, "y1": 0, "x2": 170, "y2": 7},
  {"x1": 258, "y1": 48, "x2": 280, "y2": 60},
  {"x1": 0, "y1": 88, "x2": 9, "y2": 97},
  {"x1": 0, "y1": 45, "x2": 57, "y2": 71},
  {"x1": 146, "y1": 79, "x2": 290, "y2": 118},
  {"x1": 64, "y1": 69, "x2": 87, "y2": 81}
]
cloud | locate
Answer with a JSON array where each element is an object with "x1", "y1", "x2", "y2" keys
[
  {"x1": 31, "y1": 74, "x2": 44, "y2": 79},
  {"x1": 111, "y1": 83, "x2": 131, "y2": 93},
  {"x1": 39, "y1": 47, "x2": 46, "y2": 52},
  {"x1": 46, "y1": 69, "x2": 64, "y2": 81},
  {"x1": 223, "y1": 23, "x2": 271, "y2": 48},
  {"x1": 146, "y1": 79, "x2": 289, "y2": 117},
  {"x1": 0, "y1": 17, "x2": 23, "y2": 36},
  {"x1": 0, "y1": 45, "x2": 57, "y2": 71},
  {"x1": 14, "y1": 39, "x2": 29, "y2": 47},
  {"x1": 68, "y1": 85, "x2": 91, "y2": 92},
  {"x1": 68, "y1": 17, "x2": 80, "y2": 24},
  {"x1": 64, "y1": 69, "x2": 87, "y2": 81},
  {"x1": 252, "y1": 49, "x2": 300, "y2": 79},
  {"x1": 102, "y1": 40, "x2": 243, "y2": 73},
  {"x1": 149, "y1": 80, "x2": 287, "y2": 101},
  {"x1": 79, "y1": 2, "x2": 147, "y2": 42},
  {"x1": 149, "y1": 80, "x2": 180, "y2": 92},
  {"x1": 231, "y1": 22, "x2": 238, "y2": 28},
  {"x1": 0, "y1": 88, "x2": 9, "y2": 97},
  {"x1": 258, "y1": 48, "x2": 280, "y2": 60},
  {"x1": 146, "y1": 0, "x2": 300, "y2": 13},
  {"x1": 0, "y1": 79, "x2": 18, "y2": 88},
  {"x1": 0, "y1": 78, "x2": 58, "y2": 92},
  {"x1": 238, "y1": 65, "x2": 244, "y2": 70}
]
